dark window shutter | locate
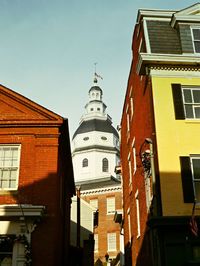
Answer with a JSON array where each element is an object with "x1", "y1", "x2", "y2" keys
[
  {"x1": 172, "y1": 84, "x2": 185, "y2": 120},
  {"x1": 180, "y1": 156, "x2": 194, "y2": 203}
]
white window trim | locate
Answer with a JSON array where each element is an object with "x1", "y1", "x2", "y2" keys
[
  {"x1": 135, "y1": 190, "x2": 141, "y2": 238},
  {"x1": 191, "y1": 26, "x2": 200, "y2": 55},
  {"x1": 127, "y1": 207, "x2": 131, "y2": 242},
  {"x1": 94, "y1": 234, "x2": 98, "y2": 252},
  {"x1": 128, "y1": 153, "x2": 132, "y2": 185},
  {"x1": 126, "y1": 104, "x2": 130, "y2": 141},
  {"x1": 0, "y1": 145, "x2": 21, "y2": 191},
  {"x1": 107, "y1": 233, "x2": 117, "y2": 252},
  {"x1": 132, "y1": 138, "x2": 137, "y2": 175},
  {"x1": 130, "y1": 97, "x2": 134, "y2": 119}
]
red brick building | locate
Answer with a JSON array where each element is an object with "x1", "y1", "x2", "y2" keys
[
  {"x1": 0, "y1": 84, "x2": 75, "y2": 265},
  {"x1": 81, "y1": 182, "x2": 123, "y2": 265}
]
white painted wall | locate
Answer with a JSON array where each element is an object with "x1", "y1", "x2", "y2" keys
[{"x1": 71, "y1": 196, "x2": 96, "y2": 247}]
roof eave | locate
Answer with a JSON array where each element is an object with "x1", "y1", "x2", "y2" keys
[{"x1": 137, "y1": 53, "x2": 200, "y2": 75}]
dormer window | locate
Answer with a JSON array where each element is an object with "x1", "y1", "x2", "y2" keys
[{"x1": 191, "y1": 27, "x2": 200, "y2": 53}]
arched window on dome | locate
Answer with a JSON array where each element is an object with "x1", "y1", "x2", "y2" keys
[
  {"x1": 82, "y1": 158, "x2": 88, "y2": 168},
  {"x1": 102, "y1": 158, "x2": 109, "y2": 172}
]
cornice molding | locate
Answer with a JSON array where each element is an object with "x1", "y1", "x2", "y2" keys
[
  {"x1": 137, "y1": 53, "x2": 200, "y2": 75},
  {"x1": 149, "y1": 66, "x2": 200, "y2": 77},
  {"x1": 80, "y1": 186, "x2": 122, "y2": 196},
  {"x1": 137, "y1": 9, "x2": 175, "y2": 23},
  {"x1": 0, "y1": 204, "x2": 45, "y2": 217}
]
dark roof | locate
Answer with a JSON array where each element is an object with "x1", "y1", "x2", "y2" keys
[
  {"x1": 146, "y1": 20, "x2": 182, "y2": 54},
  {"x1": 89, "y1": 85, "x2": 102, "y2": 94},
  {"x1": 75, "y1": 176, "x2": 121, "y2": 191},
  {"x1": 72, "y1": 119, "x2": 119, "y2": 139}
]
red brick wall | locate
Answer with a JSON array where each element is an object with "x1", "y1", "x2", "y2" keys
[
  {"x1": 120, "y1": 23, "x2": 155, "y2": 266},
  {"x1": 82, "y1": 189, "x2": 122, "y2": 263}
]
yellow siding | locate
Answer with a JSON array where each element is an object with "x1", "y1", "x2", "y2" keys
[{"x1": 151, "y1": 73, "x2": 200, "y2": 216}]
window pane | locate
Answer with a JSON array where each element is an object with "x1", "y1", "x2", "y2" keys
[
  {"x1": 194, "y1": 107, "x2": 200, "y2": 118},
  {"x1": 4, "y1": 159, "x2": 11, "y2": 167},
  {"x1": 10, "y1": 170, "x2": 17, "y2": 179},
  {"x1": 194, "y1": 181, "x2": 200, "y2": 202},
  {"x1": 193, "y1": 90, "x2": 200, "y2": 103},
  {"x1": 183, "y1": 89, "x2": 192, "y2": 103},
  {"x1": 1, "y1": 180, "x2": 8, "y2": 188},
  {"x1": 10, "y1": 180, "x2": 16, "y2": 189},
  {"x1": 193, "y1": 29, "x2": 200, "y2": 40},
  {"x1": 194, "y1": 41, "x2": 200, "y2": 53},
  {"x1": 185, "y1": 105, "x2": 194, "y2": 118},
  {"x1": 12, "y1": 148, "x2": 18, "y2": 158},
  {"x1": 2, "y1": 170, "x2": 9, "y2": 179},
  {"x1": 192, "y1": 158, "x2": 200, "y2": 179}
]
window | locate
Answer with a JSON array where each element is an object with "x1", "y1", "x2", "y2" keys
[
  {"x1": 0, "y1": 236, "x2": 14, "y2": 264},
  {"x1": 130, "y1": 97, "x2": 134, "y2": 119},
  {"x1": 90, "y1": 199, "x2": 98, "y2": 209},
  {"x1": 0, "y1": 145, "x2": 20, "y2": 190},
  {"x1": 102, "y1": 158, "x2": 108, "y2": 172},
  {"x1": 172, "y1": 84, "x2": 200, "y2": 120},
  {"x1": 180, "y1": 156, "x2": 200, "y2": 203},
  {"x1": 94, "y1": 234, "x2": 98, "y2": 252},
  {"x1": 182, "y1": 87, "x2": 200, "y2": 119},
  {"x1": 127, "y1": 208, "x2": 131, "y2": 242},
  {"x1": 107, "y1": 233, "x2": 116, "y2": 251},
  {"x1": 132, "y1": 139, "x2": 137, "y2": 175},
  {"x1": 135, "y1": 190, "x2": 141, "y2": 238},
  {"x1": 82, "y1": 158, "x2": 88, "y2": 168},
  {"x1": 191, "y1": 27, "x2": 200, "y2": 53},
  {"x1": 107, "y1": 197, "x2": 115, "y2": 214},
  {"x1": 128, "y1": 153, "x2": 132, "y2": 185}
]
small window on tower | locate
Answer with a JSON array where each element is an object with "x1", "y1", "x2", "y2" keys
[
  {"x1": 82, "y1": 158, "x2": 88, "y2": 168},
  {"x1": 90, "y1": 108, "x2": 94, "y2": 111},
  {"x1": 97, "y1": 108, "x2": 100, "y2": 111},
  {"x1": 102, "y1": 158, "x2": 109, "y2": 172}
]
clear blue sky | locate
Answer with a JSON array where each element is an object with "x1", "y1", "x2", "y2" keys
[{"x1": 0, "y1": 0, "x2": 196, "y2": 137}]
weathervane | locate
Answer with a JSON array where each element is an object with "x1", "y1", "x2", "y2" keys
[{"x1": 94, "y1": 62, "x2": 103, "y2": 83}]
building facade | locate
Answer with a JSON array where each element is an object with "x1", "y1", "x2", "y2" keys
[
  {"x1": 0, "y1": 84, "x2": 75, "y2": 265},
  {"x1": 120, "y1": 3, "x2": 200, "y2": 266},
  {"x1": 72, "y1": 78, "x2": 124, "y2": 265}
]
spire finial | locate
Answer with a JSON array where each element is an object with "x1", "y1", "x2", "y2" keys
[
  {"x1": 94, "y1": 62, "x2": 98, "y2": 83},
  {"x1": 93, "y1": 62, "x2": 103, "y2": 83}
]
